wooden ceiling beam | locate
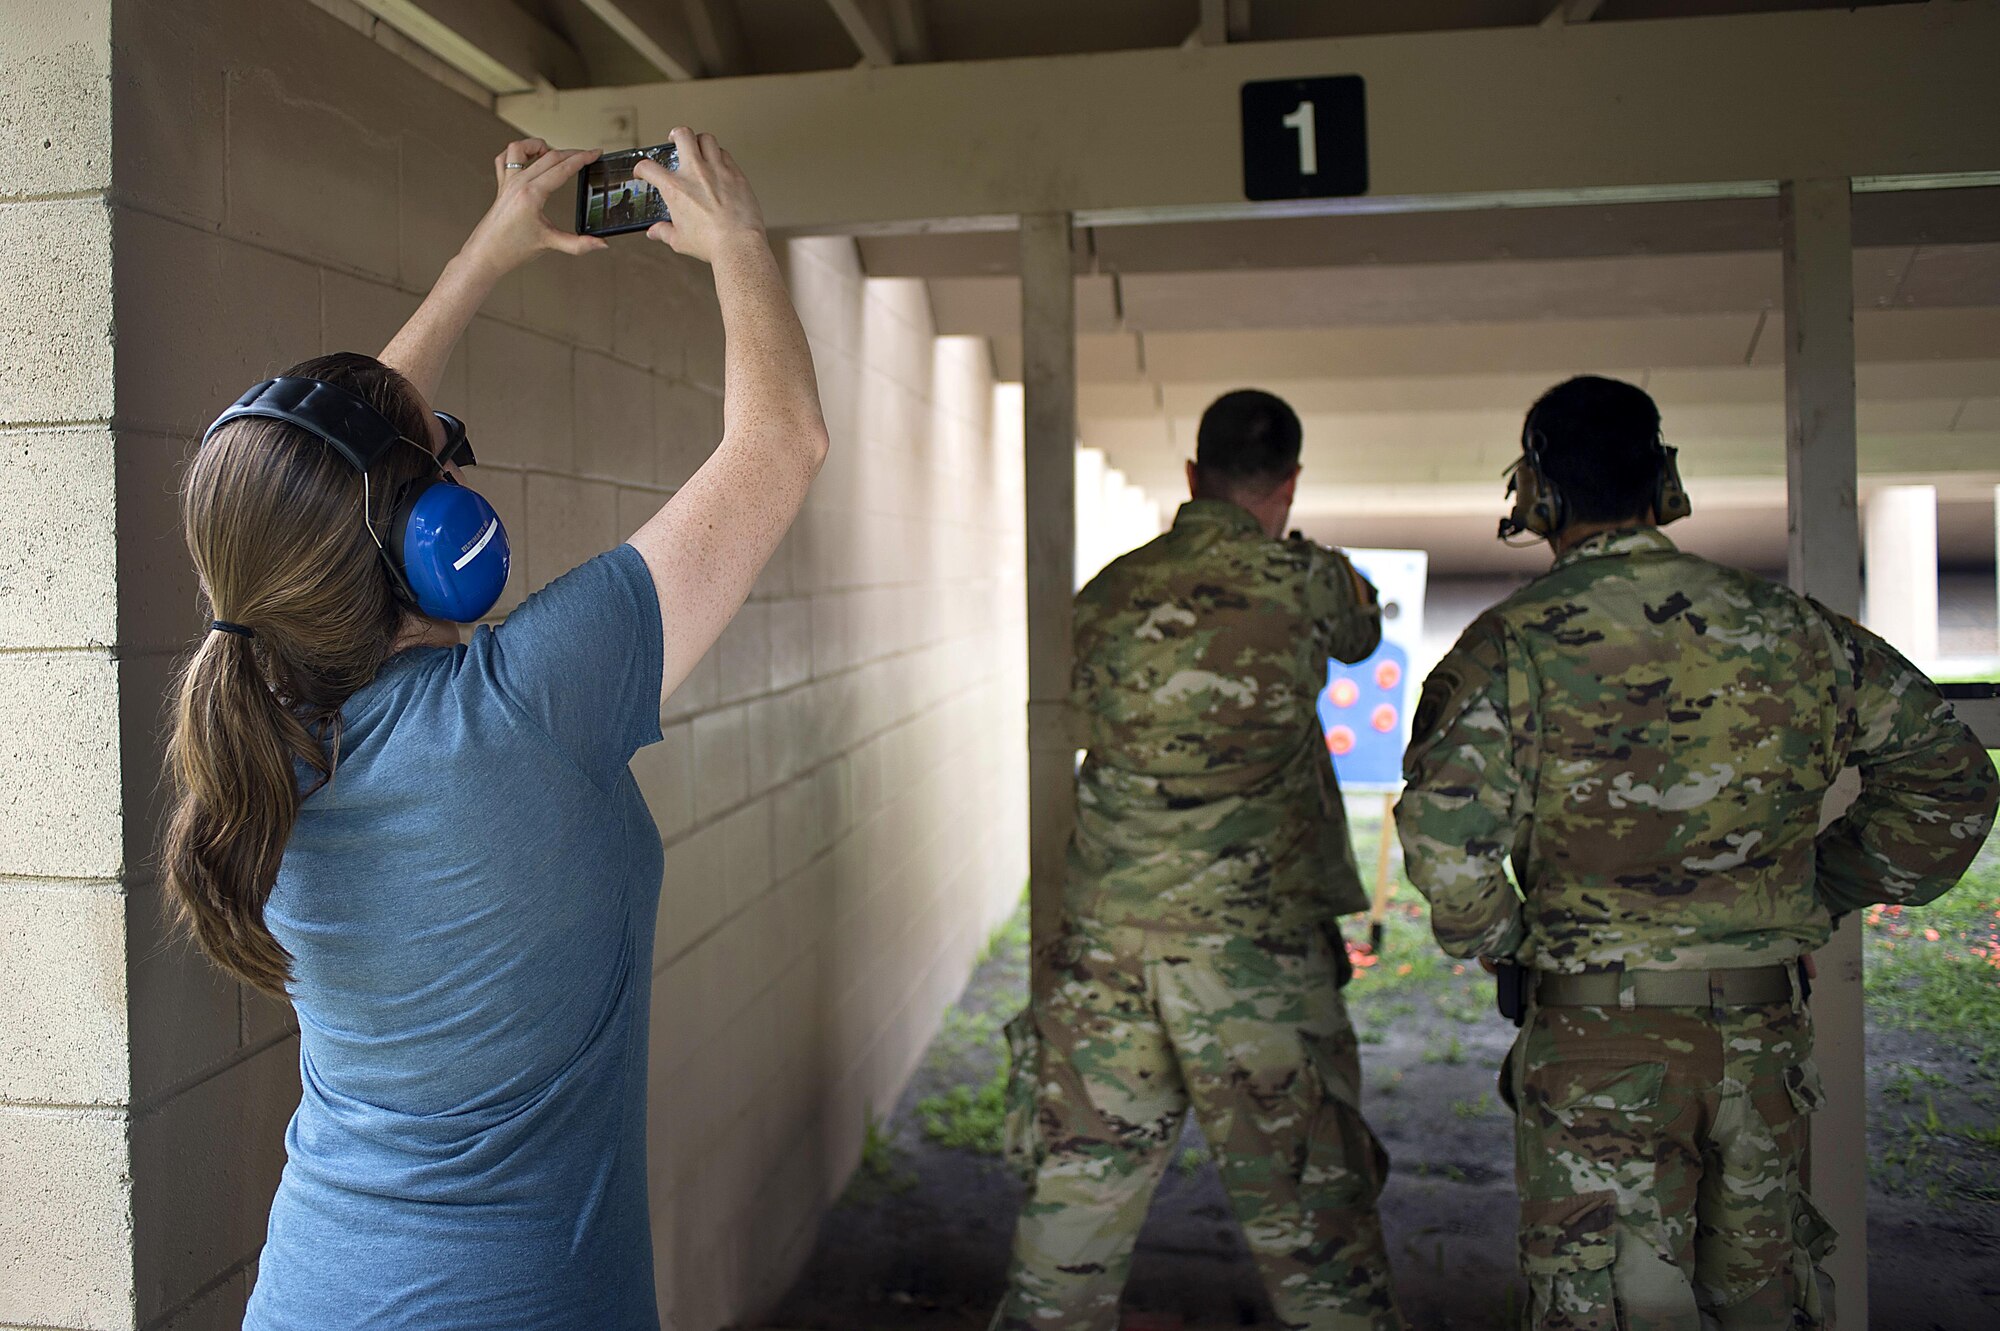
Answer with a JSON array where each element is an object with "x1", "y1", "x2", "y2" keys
[
  {"x1": 577, "y1": 0, "x2": 704, "y2": 80},
  {"x1": 827, "y1": 0, "x2": 898, "y2": 66},
  {"x1": 350, "y1": 0, "x2": 583, "y2": 93}
]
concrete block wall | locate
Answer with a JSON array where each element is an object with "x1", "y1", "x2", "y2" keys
[
  {"x1": 1, "y1": 1, "x2": 1027, "y2": 1327},
  {"x1": 0, "y1": 5, "x2": 134, "y2": 1331},
  {"x1": 641, "y1": 242, "x2": 1027, "y2": 1328}
]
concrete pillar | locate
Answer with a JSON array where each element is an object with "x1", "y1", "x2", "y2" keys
[
  {"x1": 1864, "y1": 485, "x2": 1940, "y2": 665},
  {"x1": 0, "y1": 4, "x2": 138, "y2": 1329},
  {"x1": 1021, "y1": 213, "x2": 1076, "y2": 999},
  {"x1": 1781, "y1": 176, "x2": 1867, "y2": 1325}
]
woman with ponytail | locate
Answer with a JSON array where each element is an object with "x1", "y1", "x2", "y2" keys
[{"x1": 163, "y1": 132, "x2": 827, "y2": 1331}]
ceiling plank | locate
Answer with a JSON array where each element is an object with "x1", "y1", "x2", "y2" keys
[
  {"x1": 1542, "y1": 0, "x2": 1605, "y2": 28},
  {"x1": 681, "y1": 0, "x2": 748, "y2": 76},
  {"x1": 578, "y1": 0, "x2": 704, "y2": 81},
  {"x1": 350, "y1": 0, "x2": 583, "y2": 93},
  {"x1": 885, "y1": 0, "x2": 931, "y2": 62},
  {"x1": 827, "y1": 0, "x2": 898, "y2": 66}
]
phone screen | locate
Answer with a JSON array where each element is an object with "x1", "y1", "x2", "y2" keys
[{"x1": 575, "y1": 143, "x2": 677, "y2": 238}]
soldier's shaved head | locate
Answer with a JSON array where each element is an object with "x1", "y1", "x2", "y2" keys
[{"x1": 1526, "y1": 375, "x2": 1664, "y2": 525}]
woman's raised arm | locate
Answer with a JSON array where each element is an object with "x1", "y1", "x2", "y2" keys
[
  {"x1": 625, "y1": 129, "x2": 830, "y2": 702},
  {"x1": 381, "y1": 138, "x2": 606, "y2": 400}
]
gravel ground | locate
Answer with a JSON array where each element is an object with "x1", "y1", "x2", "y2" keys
[{"x1": 761, "y1": 813, "x2": 2000, "y2": 1331}]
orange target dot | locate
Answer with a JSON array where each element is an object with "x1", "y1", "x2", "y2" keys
[
  {"x1": 1327, "y1": 725, "x2": 1356, "y2": 755},
  {"x1": 1375, "y1": 660, "x2": 1402, "y2": 690},
  {"x1": 1372, "y1": 704, "x2": 1399, "y2": 733},
  {"x1": 1329, "y1": 678, "x2": 1359, "y2": 708}
]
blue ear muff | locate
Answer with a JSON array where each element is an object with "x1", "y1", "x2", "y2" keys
[{"x1": 390, "y1": 477, "x2": 510, "y2": 623}]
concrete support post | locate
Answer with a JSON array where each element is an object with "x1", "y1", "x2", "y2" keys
[
  {"x1": 1781, "y1": 176, "x2": 1867, "y2": 1326},
  {"x1": 1021, "y1": 212, "x2": 1077, "y2": 1000},
  {"x1": 1864, "y1": 485, "x2": 1940, "y2": 666}
]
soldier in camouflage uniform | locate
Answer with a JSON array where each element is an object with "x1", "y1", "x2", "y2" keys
[
  {"x1": 995, "y1": 390, "x2": 1405, "y2": 1331},
  {"x1": 1396, "y1": 375, "x2": 2000, "y2": 1330}
]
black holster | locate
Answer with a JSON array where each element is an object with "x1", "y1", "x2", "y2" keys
[{"x1": 1495, "y1": 960, "x2": 1528, "y2": 1028}]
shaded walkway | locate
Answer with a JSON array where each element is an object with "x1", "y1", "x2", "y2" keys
[{"x1": 763, "y1": 814, "x2": 2000, "y2": 1330}]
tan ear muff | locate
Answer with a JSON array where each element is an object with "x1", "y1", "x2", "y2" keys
[
  {"x1": 1497, "y1": 450, "x2": 1565, "y2": 541},
  {"x1": 1654, "y1": 445, "x2": 1692, "y2": 526}
]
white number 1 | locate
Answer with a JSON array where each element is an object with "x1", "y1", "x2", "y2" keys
[{"x1": 1281, "y1": 100, "x2": 1318, "y2": 176}]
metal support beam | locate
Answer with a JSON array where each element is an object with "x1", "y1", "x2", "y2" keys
[
  {"x1": 578, "y1": 0, "x2": 703, "y2": 81},
  {"x1": 827, "y1": 0, "x2": 898, "y2": 66},
  {"x1": 1782, "y1": 176, "x2": 1867, "y2": 1328},
  {"x1": 502, "y1": 2, "x2": 2000, "y2": 233},
  {"x1": 352, "y1": 0, "x2": 583, "y2": 93},
  {"x1": 1021, "y1": 213, "x2": 1077, "y2": 1001}
]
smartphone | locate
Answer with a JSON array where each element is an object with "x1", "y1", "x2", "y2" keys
[{"x1": 575, "y1": 142, "x2": 678, "y2": 238}]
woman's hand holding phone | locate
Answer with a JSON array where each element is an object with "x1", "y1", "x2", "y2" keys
[
  {"x1": 632, "y1": 128, "x2": 767, "y2": 267},
  {"x1": 460, "y1": 138, "x2": 609, "y2": 278},
  {"x1": 382, "y1": 139, "x2": 604, "y2": 401}
]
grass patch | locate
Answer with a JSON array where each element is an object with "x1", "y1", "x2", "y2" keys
[
  {"x1": 1862, "y1": 849, "x2": 2000, "y2": 1069},
  {"x1": 917, "y1": 1074, "x2": 1007, "y2": 1154}
]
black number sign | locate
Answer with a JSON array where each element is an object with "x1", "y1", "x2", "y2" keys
[{"x1": 1241, "y1": 75, "x2": 1368, "y2": 202}]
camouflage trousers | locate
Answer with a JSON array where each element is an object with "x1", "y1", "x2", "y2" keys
[
  {"x1": 994, "y1": 920, "x2": 1403, "y2": 1331},
  {"x1": 1506, "y1": 995, "x2": 1836, "y2": 1330}
]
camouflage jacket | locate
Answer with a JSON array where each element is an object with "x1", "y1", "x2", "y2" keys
[
  {"x1": 1067, "y1": 500, "x2": 1382, "y2": 933},
  {"x1": 1396, "y1": 527, "x2": 1998, "y2": 972}
]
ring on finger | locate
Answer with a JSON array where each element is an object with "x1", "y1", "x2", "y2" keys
[{"x1": 505, "y1": 161, "x2": 527, "y2": 170}]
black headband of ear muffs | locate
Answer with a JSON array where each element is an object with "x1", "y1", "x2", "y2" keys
[{"x1": 203, "y1": 376, "x2": 401, "y2": 472}]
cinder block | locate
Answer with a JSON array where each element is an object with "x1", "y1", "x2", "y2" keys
[
  {"x1": 226, "y1": 66, "x2": 399, "y2": 280},
  {"x1": 0, "y1": 650, "x2": 122, "y2": 880},
  {"x1": 715, "y1": 602, "x2": 770, "y2": 706},
  {"x1": 130, "y1": 1037, "x2": 298, "y2": 1325},
  {"x1": 522, "y1": 474, "x2": 617, "y2": 594},
  {"x1": 786, "y1": 237, "x2": 863, "y2": 356},
  {"x1": 115, "y1": 431, "x2": 204, "y2": 656},
  {"x1": 117, "y1": 648, "x2": 185, "y2": 891},
  {"x1": 520, "y1": 239, "x2": 620, "y2": 355},
  {"x1": 691, "y1": 705, "x2": 748, "y2": 822},
  {"x1": 672, "y1": 265, "x2": 725, "y2": 394},
  {"x1": 749, "y1": 526, "x2": 795, "y2": 602},
  {"x1": 466, "y1": 318, "x2": 574, "y2": 474},
  {"x1": 320, "y1": 272, "x2": 469, "y2": 408},
  {"x1": 112, "y1": 212, "x2": 320, "y2": 438},
  {"x1": 0, "y1": 426, "x2": 116, "y2": 649},
  {"x1": 661, "y1": 636, "x2": 719, "y2": 723},
  {"x1": 717, "y1": 798, "x2": 773, "y2": 915},
  {"x1": 396, "y1": 126, "x2": 492, "y2": 293},
  {"x1": 155, "y1": 1261, "x2": 251, "y2": 1331},
  {"x1": 611, "y1": 249, "x2": 689, "y2": 375},
  {"x1": 0, "y1": 881, "x2": 128, "y2": 1106},
  {"x1": 771, "y1": 777, "x2": 824, "y2": 883},
  {"x1": 768, "y1": 598, "x2": 811, "y2": 692},
  {"x1": 123, "y1": 879, "x2": 238, "y2": 1109},
  {"x1": 239, "y1": 982, "x2": 299, "y2": 1051},
  {"x1": 0, "y1": 0, "x2": 109, "y2": 200},
  {"x1": 655, "y1": 818, "x2": 725, "y2": 964},
  {"x1": 654, "y1": 378, "x2": 723, "y2": 489},
  {"x1": 0, "y1": 198, "x2": 113, "y2": 426},
  {"x1": 631, "y1": 722, "x2": 694, "y2": 843},
  {"x1": 616, "y1": 484, "x2": 668, "y2": 543},
  {"x1": 573, "y1": 350, "x2": 657, "y2": 485},
  {"x1": 110, "y1": 0, "x2": 225, "y2": 227},
  {"x1": 0, "y1": 1104, "x2": 132, "y2": 1329}
]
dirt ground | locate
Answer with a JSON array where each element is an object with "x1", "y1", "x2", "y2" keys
[{"x1": 761, "y1": 812, "x2": 2000, "y2": 1331}]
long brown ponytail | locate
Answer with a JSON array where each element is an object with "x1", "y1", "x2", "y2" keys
[{"x1": 163, "y1": 353, "x2": 437, "y2": 995}]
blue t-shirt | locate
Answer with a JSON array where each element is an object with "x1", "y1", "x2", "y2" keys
[{"x1": 246, "y1": 545, "x2": 666, "y2": 1331}]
